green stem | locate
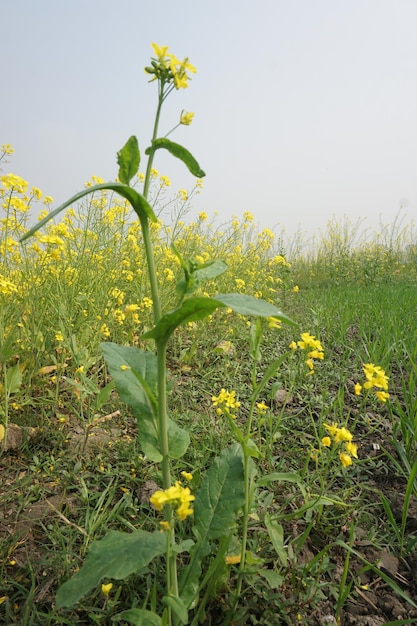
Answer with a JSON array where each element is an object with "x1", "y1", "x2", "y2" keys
[
  {"x1": 140, "y1": 78, "x2": 179, "y2": 621},
  {"x1": 157, "y1": 338, "x2": 171, "y2": 489},
  {"x1": 233, "y1": 360, "x2": 259, "y2": 612},
  {"x1": 140, "y1": 215, "x2": 162, "y2": 323}
]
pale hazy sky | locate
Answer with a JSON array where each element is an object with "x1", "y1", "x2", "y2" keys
[{"x1": 3, "y1": 0, "x2": 417, "y2": 238}]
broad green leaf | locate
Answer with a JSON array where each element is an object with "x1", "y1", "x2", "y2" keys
[
  {"x1": 146, "y1": 138, "x2": 205, "y2": 178},
  {"x1": 6, "y1": 364, "x2": 22, "y2": 395},
  {"x1": 144, "y1": 294, "x2": 294, "y2": 344},
  {"x1": 101, "y1": 343, "x2": 189, "y2": 460},
  {"x1": 143, "y1": 298, "x2": 222, "y2": 342},
  {"x1": 162, "y1": 596, "x2": 188, "y2": 624},
  {"x1": 112, "y1": 609, "x2": 162, "y2": 625},
  {"x1": 194, "y1": 443, "x2": 245, "y2": 539},
  {"x1": 214, "y1": 293, "x2": 295, "y2": 324},
  {"x1": 101, "y1": 343, "x2": 160, "y2": 459},
  {"x1": 179, "y1": 444, "x2": 245, "y2": 608},
  {"x1": 56, "y1": 529, "x2": 166, "y2": 608},
  {"x1": 117, "y1": 136, "x2": 140, "y2": 185},
  {"x1": 265, "y1": 514, "x2": 287, "y2": 567},
  {"x1": 167, "y1": 419, "x2": 190, "y2": 459},
  {"x1": 20, "y1": 183, "x2": 156, "y2": 243}
]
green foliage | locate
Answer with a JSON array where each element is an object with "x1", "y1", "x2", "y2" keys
[
  {"x1": 179, "y1": 445, "x2": 245, "y2": 608},
  {"x1": 101, "y1": 342, "x2": 189, "y2": 461},
  {"x1": 56, "y1": 529, "x2": 166, "y2": 608},
  {"x1": 117, "y1": 135, "x2": 140, "y2": 186},
  {"x1": 144, "y1": 294, "x2": 294, "y2": 343},
  {"x1": 146, "y1": 138, "x2": 206, "y2": 178}
]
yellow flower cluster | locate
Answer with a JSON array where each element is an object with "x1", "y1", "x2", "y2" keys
[
  {"x1": 145, "y1": 43, "x2": 197, "y2": 90},
  {"x1": 355, "y1": 363, "x2": 390, "y2": 403},
  {"x1": 322, "y1": 422, "x2": 358, "y2": 468},
  {"x1": 0, "y1": 274, "x2": 18, "y2": 296},
  {"x1": 212, "y1": 388, "x2": 241, "y2": 418},
  {"x1": 289, "y1": 332, "x2": 324, "y2": 375},
  {"x1": 180, "y1": 111, "x2": 194, "y2": 126},
  {"x1": 150, "y1": 480, "x2": 195, "y2": 521}
]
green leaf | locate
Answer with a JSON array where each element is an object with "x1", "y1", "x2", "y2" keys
[
  {"x1": 117, "y1": 136, "x2": 140, "y2": 185},
  {"x1": 176, "y1": 259, "x2": 228, "y2": 297},
  {"x1": 214, "y1": 293, "x2": 295, "y2": 324},
  {"x1": 144, "y1": 294, "x2": 294, "y2": 344},
  {"x1": 179, "y1": 445, "x2": 245, "y2": 608},
  {"x1": 195, "y1": 444, "x2": 245, "y2": 539},
  {"x1": 162, "y1": 596, "x2": 188, "y2": 624},
  {"x1": 257, "y1": 471, "x2": 306, "y2": 490},
  {"x1": 20, "y1": 183, "x2": 156, "y2": 243},
  {"x1": 112, "y1": 609, "x2": 162, "y2": 625},
  {"x1": 56, "y1": 529, "x2": 166, "y2": 608},
  {"x1": 265, "y1": 514, "x2": 287, "y2": 567},
  {"x1": 95, "y1": 380, "x2": 115, "y2": 411},
  {"x1": 143, "y1": 298, "x2": 222, "y2": 342},
  {"x1": 249, "y1": 319, "x2": 262, "y2": 362},
  {"x1": 101, "y1": 343, "x2": 160, "y2": 459},
  {"x1": 6, "y1": 364, "x2": 22, "y2": 395},
  {"x1": 146, "y1": 138, "x2": 205, "y2": 178},
  {"x1": 258, "y1": 569, "x2": 284, "y2": 589},
  {"x1": 101, "y1": 343, "x2": 189, "y2": 460},
  {"x1": 167, "y1": 420, "x2": 190, "y2": 459}
]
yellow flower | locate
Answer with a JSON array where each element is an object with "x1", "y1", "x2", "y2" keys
[
  {"x1": 0, "y1": 424, "x2": 5, "y2": 443},
  {"x1": 323, "y1": 422, "x2": 339, "y2": 437},
  {"x1": 225, "y1": 554, "x2": 241, "y2": 565},
  {"x1": 308, "y1": 349, "x2": 324, "y2": 360},
  {"x1": 289, "y1": 341, "x2": 297, "y2": 350},
  {"x1": 150, "y1": 481, "x2": 195, "y2": 520},
  {"x1": 375, "y1": 390, "x2": 390, "y2": 403},
  {"x1": 292, "y1": 285, "x2": 299, "y2": 293},
  {"x1": 55, "y1": 332, "x2": 64, "y2": 342},
  {"x1": 345, "y1": 441, "x2": 358, "y2": 458},
  {"x1": 180, "y1": 111, "x2": 194, "y2": 126},
  {"x1": 321, "y1": 436, "x2": 331, "y2": 447},
  {"x1": 159, "y1": 521, "x2": 171, "y2": 531},
  {"x1": 160, "y1": 175, "x2": 171, "y2": 187},
  {"x1": 151, "y1": 43, "x2": 169, "y2": 61},
  {"x1": 334, "y1": 426, "x2": 353, "y2": 443},
  {"x1": 120, "y1": 365, "x2": 130, "y2": 371},
  {"x1": 125, "y1": 303, "x2": 139, "y2": 314},
  {"x1": 181, "y1": 471, "x2": 193, "y2": 481},
  {"x1": 339, "y1": 452, "x2": 353, "y2": 468},
  {"x1": 1, "y1": 143, "x2": 14, "y2": 155},
  {"x1": 256, "y1": 401, "x2": 268, "y2": 414},
  {"x1": 100, "y1": 323, "x2": 111, "y2": 338},
  {"x1": 198, "y1": 211, "x2": 208, "y2": 221},
  {"x1": 267, "y1": 317, "x2": 282, "y2": 330},
  {"x1": 101, "y1": 583, "x2": 113, "y2": 596},
  {"x1": 354, "y1": 382, "x2": 362, "y2": 396},
  {"x1": 212, "y1": 389, "x2": 240, "y2": 417}
]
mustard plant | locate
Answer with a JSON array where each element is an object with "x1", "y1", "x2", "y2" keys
[{"x1": 21, "y1": 44, "x2": 294, "y2": 625}]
